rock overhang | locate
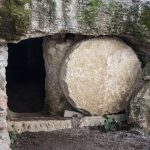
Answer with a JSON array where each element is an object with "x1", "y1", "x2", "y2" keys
[{"x1": 0, "y1": 0, "x2": 149, "y2": 43}]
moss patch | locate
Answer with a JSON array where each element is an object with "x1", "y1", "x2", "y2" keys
[
  {"x1": 78, "y1": 0, "x2": 102, "y2": 29},
  {"x1": 0, "y1": 0, "x2": 31, "y2": 40},
  {"x1": 140, "y1": 5, "x2": 150, "y2": 29},
  {"x1": 36, "y1": 0, "x2": 56, "y2": 25},
  {"x1": 108, "y1": 1, "x2": 128, "y2": 33},
  {"x1": 132, "y1": 5, "x2": 150, "y2": 41},
  {"x1": 78, "y1": 0, "x2": 130, "y2": 34},
  {"x1": 46, "y1": 0, "x2": 56, "y2": 13}
]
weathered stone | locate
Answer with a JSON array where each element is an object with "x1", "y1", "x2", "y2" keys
[
  {"x1": 80, "y1": 114, "x2": 126, "y2": 128},
  {"x1": 60, "y1": 37, "x2": 142, "y2": 115},
  {"x1": 43, "y1": 35, "x2": 73, "y2": 114},
  {"x1": 0, "y1": 44, "x2": 9, "y2": 149},
  {"x1": 43, "y1": 35, "x2": 84, "y2": 114},
  {"x1": 0, "y1": 130, "x2": 10, "y2": 150},
  {"x1": 80, "y1": 116, "x2": 104, "y2": 128},
  {"x1": 0, "y1": 109, "x2": 6, "y2": 118},
  {"x1": 129, "y1": 81, "x2": 150, "y2": 134},
  {"x1": 8, "y1": 119, "x2": 72, "y2": 133},
  {"x1": 64, "y1": 110, "x2": 85, "y2": 118},
  {"x1": 0, "y1": 0, "x2": 149, "y2": 42},
  {"x1": 143, "y1": 63, "x2": 150, "y2": 80},
  {"x1": 0, "y1": 92, "x2": 7, "y2": 110},
  {"x1": 0, "y1": 120, "x2": 7, "y2": 130},
  {"x1": 0, "y1": 44, "x2": 7, "y2": 91}
]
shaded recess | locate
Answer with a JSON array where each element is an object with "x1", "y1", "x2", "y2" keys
[{"x1": 6, "y1": 38, "x2": 46, "y2": 113}]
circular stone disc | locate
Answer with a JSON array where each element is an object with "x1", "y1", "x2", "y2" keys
[{"x1": 59, "y1": 37, "x2": 141, "y2": 115}]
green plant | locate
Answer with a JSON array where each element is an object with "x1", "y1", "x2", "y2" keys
[
  {"x1": 103, "y1": 114, "x2": 119, "y2": 132},
  {"x1": 9, "y1": 131, "x2": 17, "y2": 144}
]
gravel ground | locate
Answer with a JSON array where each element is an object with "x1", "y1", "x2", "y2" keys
[{"x1": 11, "y1": 128, "x2": 150, "y2": 150}]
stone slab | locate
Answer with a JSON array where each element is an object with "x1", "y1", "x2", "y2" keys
[
  {"x1": 8, "y1": 119, "x2": 72, "y2": 133},
  {"x1": 64, "y1": 110, "x2": 85, "y2": 118},
  {"x1": 80, "y1": 114, "x2": 126, "y2": 128}
]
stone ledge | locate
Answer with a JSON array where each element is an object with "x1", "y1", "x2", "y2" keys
[
  {"x1": 8, "y1": 114, "x2": 126, "y2": 133},
  {"x1": 79, "y1": 114, "x2": 126, "y2": 128},
  {"x1": 8, "y1": 120, "x2": 72, "y2": 133}
]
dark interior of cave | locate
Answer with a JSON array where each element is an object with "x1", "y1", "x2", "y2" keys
[{"x1": 6, "y1": 38, "x2": 46, "y2": 113}]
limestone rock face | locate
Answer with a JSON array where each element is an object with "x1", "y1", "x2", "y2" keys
[
  {"x1": 43, "y1": 35, "x2": 77, "y2": 114},
  {"x1": 0, "y1": 44, "x2": 10, "y2": 150},
  {"x1": 43, "y1": 34, "x2": 86, "y2": 114},
  {"x1": 129, "y1": 81, "x2": 150, "y2": 134},
  {"x1": 143, "y1": 63, "x2": 150, "y2": 80},
  {"x1": 60, "y1": 38, "x2": 142, "y2": 115},
  {"x1": 0, "y1": 0, "x2": 150, "y2": 42}
]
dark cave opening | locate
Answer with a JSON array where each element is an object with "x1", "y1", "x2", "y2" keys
[{"x1": 6, "y1": 38, "x2": 46, "y2": 113}]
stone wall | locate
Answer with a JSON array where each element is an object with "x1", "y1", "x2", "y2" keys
[
  {"x1": 43, "y1": 35, "x2": 72, "y2": 114},
  {"x1": 43, "y1": 34, "x2": 84, "y2": 114},
  {"x1": 0, "y1": 44, "x2": 10, "y2": 149}
]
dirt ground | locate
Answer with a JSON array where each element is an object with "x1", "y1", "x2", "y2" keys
[{"x1": 11, "y1": 128, "x2": 150, "y2": 150}]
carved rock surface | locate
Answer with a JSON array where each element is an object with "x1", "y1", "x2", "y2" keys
[
  {"x1": 60, "y1": 37, "x2": 142, "y2": 115},
  {"x1": 0, "y1": 0, "x2": 149, "y2": 42},
  {"x1": 0, "y1": 44, "x2": 10, "y2": 149},
  {"x1": 129, "y1": 81, "x2": 150, "y2": 134}
]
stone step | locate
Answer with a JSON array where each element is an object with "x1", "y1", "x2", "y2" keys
[
  {"x1": 8, "y1": 114, "x2": 126, "y2": 133},
  {"x1": 8, "y1": 119, "x2": 72, "y2": 133}
]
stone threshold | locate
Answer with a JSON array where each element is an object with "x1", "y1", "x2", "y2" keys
[
  {"x1": 7, "y1": 113, "x2": 126, "y2": 133},
  {"x1": 8, "y1": 119, "x2": 72, "y2": 133},
  {"x1": 7, "y1": 112, "x2": 72, "y2": 133}
]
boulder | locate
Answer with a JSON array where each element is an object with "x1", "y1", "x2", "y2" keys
[{"x1": 60, "y1": 37, "x2": 142, "y2": 115}]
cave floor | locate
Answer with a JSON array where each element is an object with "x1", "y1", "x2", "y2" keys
[{"x1": 11, "y1": 128, "x2": 150, "y2": 150}]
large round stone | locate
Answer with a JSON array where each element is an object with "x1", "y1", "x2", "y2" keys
[{"x1": 60, "y1": 37, "x2": 142, "y2": 115}]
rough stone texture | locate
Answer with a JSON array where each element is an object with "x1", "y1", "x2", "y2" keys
[
  {"x1": 0, "y1": 130, "x2": 10, "y2": 150},
  {"x1": 43, "y1": 35, "x2": 73, "y2": 114},
  {"x1": 80, "y1": 116, "x2": 105, "y2": 128},
  {"x1": 80, "y1": 115, "x2": 126, "y2": 128},
  {"x1": 143, "y1": 63, "x2": 150, "y2": 80},
  {"x1": 64, "y1": 110, "x2": 85, "y2": 118},
  {"x1": 0, "y1": 1, "x2": 148, "y2": 149},
  {"x1": 43, "y1": 34, "x2": 84, "y2": 114},
  {"x1": 0, "y1": 0, "x2": 149, "y2": 42},
  {"x1": 7, "y1": 115, "x2": 126, "y2": 133},
  {"x1": 60, "y1": 37, "x2": 142, "y2": 115},
  {"x1": 8, "y1": 119, "x2": 72, "y2": 133},
  {"x1": 0, "y1": 44, "x2": 10, "y2": 149},
  {"x1": 129, "y1": 81, "x2": 150, "y2": 135}
]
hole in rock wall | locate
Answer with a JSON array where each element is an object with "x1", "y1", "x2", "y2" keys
[{"x1": 6, "y1": 38, "x2": 46, "y2": 113}]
